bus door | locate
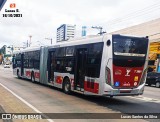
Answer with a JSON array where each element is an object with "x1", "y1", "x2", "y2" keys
[
  {"x1": 21, "y1": 54, "x2": 24, "y2": 76},
  {"x1": 75, "y1": 48, "x2": 87, "y2": 91},
  {"x1": 49, "y1": 51, "x2": 55, "y2": 82},
  {"x1": 12, "y1": 56, "x2": 16, "y2": 69}
]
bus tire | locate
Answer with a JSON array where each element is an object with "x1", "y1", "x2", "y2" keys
[
  {"x1": 31, "y1": 72, "x2": 35, "y2": 83},
  {"x1": 63, "y1": 78, "x2": 71, "y2": 94}
]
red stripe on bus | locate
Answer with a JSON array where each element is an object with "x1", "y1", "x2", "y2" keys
[
  {"x1": 26, "y1": 71, "x2": 31, "y2": 77},
  {"x1": 34, "y1": 72, "x2": 40, "y2": 78},
  {"x1": 113, "y1": 65, "x2": 144, "y2": 88},
  {"x1": 84, "y1": 81, "x2": 99, "y2": 94}
]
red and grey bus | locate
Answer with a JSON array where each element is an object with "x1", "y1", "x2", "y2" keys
[{"x1": 13, "y1": 34, "x2": 149, "y2": 96}]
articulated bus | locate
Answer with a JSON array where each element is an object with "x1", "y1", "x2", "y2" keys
[{"x1": 13, "y1": 34, "x2": 149, "y2": 96}]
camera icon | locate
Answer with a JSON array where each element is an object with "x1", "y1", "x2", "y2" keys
[{"x1": 2, "y1": 114, "x2": 12, "y2": 119}]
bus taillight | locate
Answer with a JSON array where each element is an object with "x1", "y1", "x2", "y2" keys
[{"x1": 106, "y1": 67, "x2": 111, "y2": 85}]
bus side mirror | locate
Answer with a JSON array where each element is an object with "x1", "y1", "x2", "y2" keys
[{"x1": 107, "y1": 40, "x2": 111, "y2": 46}]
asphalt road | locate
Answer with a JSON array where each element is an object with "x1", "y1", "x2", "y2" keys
[{"x1": 0, "y1": 65, "x2": 160, "y2": 122}]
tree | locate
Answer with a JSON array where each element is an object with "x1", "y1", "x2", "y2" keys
[{"x1": 0, "y1": 45, "x2": 7, "y2": 54}]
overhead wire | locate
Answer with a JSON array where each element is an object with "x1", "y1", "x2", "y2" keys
[
  {"x1": 106, "y1": 2, "x2": 160, "y2": 25},
  {"x1": 97, "y1": 1, "x2": 160, "y2": 29},
  {"x1": 109, "y1": 2, "x2": 160, "y2": 22}
]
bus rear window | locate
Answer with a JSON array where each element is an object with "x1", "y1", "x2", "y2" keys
[
  {"x1": 112, "y1": 35, "x2": 148, "y2": 67},
  {"x1": 113, "y1": 37, "x2": 148, "y2": 57}
]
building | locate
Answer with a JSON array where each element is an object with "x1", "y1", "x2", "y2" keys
[
  {"x1": 110, "y1": 18, "x2": 160, "y2": 42},
  {"x1": 82, "y1": 26, "x2": 87, "y2": 37},
  {"x1": 110, "y1": 18, "x2": 160, "y2": 72},
  {"x1": 56, "y1": 24, "x2": 76, "y2": 42},
  {"x1": 0, "y1": 45, "x2": 13, "y2": 64},
  {"x1": 0, "y1": 45, "x2": 25, "y2": 63}
]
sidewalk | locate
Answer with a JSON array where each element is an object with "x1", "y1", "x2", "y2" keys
[{"x1": 0, "y1": 84, "x2": 48, "y2": 122}]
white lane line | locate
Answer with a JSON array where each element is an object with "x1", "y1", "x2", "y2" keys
[
  {"x1": 126, "y1": 96, "x2": 160, "y2": 103},
  {"x1": 0, "y1": 82, "x2": 54, "y2": 122}
]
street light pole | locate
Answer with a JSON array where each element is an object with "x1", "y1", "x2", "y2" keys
[
  {"x1": 51, "y1": 38, "x2": 52, "y2": 45},
  {"x1": 11, "y1": 45, "x2": 13, "y2": 55},
  {"x1": 29, "y1": 35, "x2": 32, "y2": 47},
  {"x1": 27, "y1": 40, "x2": 29, "y2": 47},
  {"x1": 91, "y1": 26, "x2": 106, "y2": 35}
]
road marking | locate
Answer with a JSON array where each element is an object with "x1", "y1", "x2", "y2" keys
[
  {"x1": 0, "y1": 83, "x2": 54, "y2": 122},
  {"x1": 126, "y1": 96, "x2": 160, "y2": 103}
]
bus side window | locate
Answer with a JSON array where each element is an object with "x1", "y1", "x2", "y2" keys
[
  {"x1": 86, "y1": 42, "x2": 103, "y2": 78},
  {"x1": 28, "y1": 51, "x2": 34, "y2": 68},
  {"x1": 24, "y1": 52, "x2": 29, "y2": 68},
  {"x1": 64, "y1": 58, "x2": 74, "y2": 73},
  {"x1": 34, "y1": 51, "x2": 40, "y2": 69},
  {"x1": 56, "y1": 48, "x2": 65, "y2": 57},
  {"x1": 55, "y1": 59, "x2": 65, "y2": 72},
  {"x1": 55, "y1": 48, "x2": 65, "y2": 72},
  {"x1": 66, "y1": 46, "x2": 75, "y2": 56}
]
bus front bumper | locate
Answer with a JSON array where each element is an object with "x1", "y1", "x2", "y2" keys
[{"x1": 103, "y1": 84, "x2": 145, "y2": 96}]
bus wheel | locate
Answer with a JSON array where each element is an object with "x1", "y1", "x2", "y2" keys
[
  {"x1": 63, "y1": 78, "x2": 71, "y2": 94},
  {"x1": 31, "y1": 72, "x2": 35, "y2": 83}
]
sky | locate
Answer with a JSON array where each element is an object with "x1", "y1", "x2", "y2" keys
[{"x1": 0, "y1": 0, "x2": 160, "y2": 47}]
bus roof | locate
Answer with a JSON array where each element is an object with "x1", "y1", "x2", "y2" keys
[
  {"x1": 13, "y1": 34, "x2": 148, "y2": 54},
  {"x1": 49, "y1": 35, "x2": 105, "y2": 48},
  {"x1": 49, "y1": 34, "x2": 147, "y2": 49},
  {"x1": 13, "y1": 46, "x2": 41, "y2": 54},
  {"x1": 21, "y1": 46, "x2": 41, "y2": 52}
]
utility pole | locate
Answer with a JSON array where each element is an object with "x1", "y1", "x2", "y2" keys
[
  {"x1": 11, "y1": 45, "x2": 13, "y2": 55},
  {"x1": 91, "y1": 26, "x2": 106, "y2": 35},
  {"x1": 27, "y1": 40, "x2": 29, "y2": 47},
  {"x1": 29, "y1": 35, "x2": 32, "y2": 47}
]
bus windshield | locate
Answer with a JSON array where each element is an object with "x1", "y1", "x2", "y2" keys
[{"x1": 113, "y1": 36, "x2": 148, "y2": 57}]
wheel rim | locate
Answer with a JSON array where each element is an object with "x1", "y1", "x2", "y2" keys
[
  {"x1": 65, "y1": 81, "x2": 70, "y2": 92},
  {"x1": 31, "y1": 75, "x2": 34, "y2": 82},
  {"x1": 156, "y1": 82, "x2": 160, "y2": 87},
  {"x1": 31, "y1": 77, "x2": 34, "y2": 82}
]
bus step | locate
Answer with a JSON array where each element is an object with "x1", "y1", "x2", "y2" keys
[
  {"x1": 73, "y1": 89, "x2": 84, "y2": 94},
  {"x1": 76, "y1": 87, "x2": 84, "y2": 92}
]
